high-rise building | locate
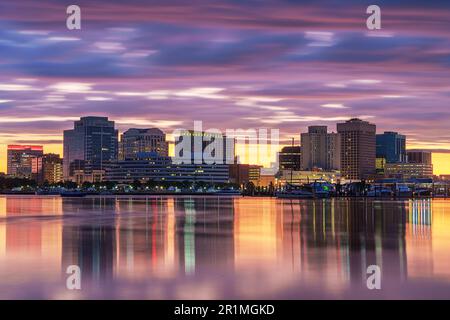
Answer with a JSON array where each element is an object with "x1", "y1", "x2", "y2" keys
[
  {"x1": 376, "y1": 131, "x2": 406, "y2": 163},
  {"x1": 407, "y1": 150, "x2": 432, "y2": 165},
  {"x1": 278, "y1": 146, "x2": 301, "y2": 171},
  {"x1": 63, "y1": 116, "x2": 118, "y2": 181},
  {"x1": 173, "y1": 130, "x2": 235, "y2": 165},
  {"x1": 42, "y1": 153, "x2": 63, "y2": 184},
  {"x1": 119, "y1": 128, "x2": 168, "y2": 160},
  {"x1": 7, "y1": 145, "x2": 44, "y2": 179},
  {"x1": 337, "y1": 118, "x2": 376, "y2": 180},
  {"x1": 300, "y1": 126, "x2": 340, "y2": 171},
  {"x1": 229, "y1": 164, "x2": 262, "y2": 185}
]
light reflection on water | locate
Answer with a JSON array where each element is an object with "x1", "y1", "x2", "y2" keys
[{"x1": 0, "y1": 195, "x2": 450, "y2": 299}]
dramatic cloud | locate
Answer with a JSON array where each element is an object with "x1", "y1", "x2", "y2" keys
[{"x1": 0, "y1": 0, "x2": 450, "y2": 171}]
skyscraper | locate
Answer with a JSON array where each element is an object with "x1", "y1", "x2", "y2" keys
[
  {"x1": 63, "y1": 116, "x2": 118, "y2": 181},
  {"x1": 119, "y1": 128, "x2": 168, "y2": 160},
  {"x1": 42, "y1": 153, "x2": 63, "y2": 184},
  {"x1": 278, "y1": 146, "x2": 301, "y2": 171},
  {"x1": 407, "y1": 150, "x2": 432, "y2": 165},
  {"x1": 7, "y1": 145, "x2": 44, "y2": 179},
  {"x1": 376, "y1": 131, "x2": 406, "y2": 163},
  {"x1": 300, "y1": 126, "x2": 340, "y2": 171},
  {"x1": 337, "y1": 118, "x2": 376, "y2": 180}
]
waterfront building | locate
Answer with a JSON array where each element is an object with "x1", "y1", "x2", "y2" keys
[
  {"x1": 376, "y1": 131, "x2": 406, "y2": 163},
  {"x1": 6, "y1": 145, "x2": 44, "y2": 179},
  {"x1": 278, "y1": 146, "x2": 301, "y2": 171},
  {"x1": 105, "y1": 152, "x2": 229, "y2": 183},
  {"x1": 229, "y1": 164, "x2": 262, "y2": 185},
  {"x1": 300, "y1": 126, "x2": 340, "y2": 171},
  {"x1": 63, "y1": 116, "x2": 118, "y2": 181},
  {"x1": 119, "y1": 128, "x2": 168, "y2": 160},
  {"x1": 42, "y1": 153, "x2": 63, "y2": 184},
  {"x1": 385, "y1": 162, "x2": 433, "y2": 179},
  {"x1": 173, "y1": 130, "x2": 235, "y2": 165},
  {"x1": 279, "y1": 169, "x2": 341, "y2": 185},
  {"x1": 337, "y1": 118, "x2": 376, "y2": 180}
]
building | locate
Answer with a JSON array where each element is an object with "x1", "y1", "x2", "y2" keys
[
  {"x1": 376, "y1": 157, "x2": 386, "y2": 175},
  {"x1": 278, "y1": 146, "x2": 301, "y2": 171},
  {"x1": 105, "y1": 152, "x2": 229, "y2": 183},
  {"x1": 376, "y1": 131, "x2": 406, "y2": 163},
  {"x1": 6, "y1": 145, "x2": 44, "y2": 179},
  {"x1": 42, "y1": 153, "x2": 63, "y2": 184},
  {"x1": 407, "y1": 150, "x2": 432, "y2": 165},
  {"x1": 337, "y1": 118, "x2": 376, "y2": 180},
  {"x1": 385, "y1": 163, "x2": 433, "y2": 179},
  {"x1": 63, "y1": 116, "x2": 118, "y2": 181},
  {"x1": 119, "y1": 128, "x2": 168, "y2": 160},
  {"x1": 173, "y1": 130, "x2": 235, "y2": 165},
  {"x1": 279, "y1": 170, "x2": 341, "y2": 185},
  {"x1": 229, "y1": 164, "x2": 262, "y2": 185},
  {"x1": 300, "y1": 126, "x2": 340, "y2": 171}
]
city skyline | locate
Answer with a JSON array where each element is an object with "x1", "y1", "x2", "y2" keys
[
  {"x1": 1, "y1": 1, "x2": 450, "y2": 173},
  {"x1": 1, "y1": 115, "x2": 442, "y2": 181},
  {"x1": 0, "y1": 116, "x2": 445, "y2": 176}
]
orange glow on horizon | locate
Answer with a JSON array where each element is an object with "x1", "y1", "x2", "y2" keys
[{"x1": 0, "y1": 142, "x2": 450, "y2": 175}]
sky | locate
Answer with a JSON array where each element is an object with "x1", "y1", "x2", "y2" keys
[{"x1": 0, "y1": 0, "x2": 450, "y2": 173}]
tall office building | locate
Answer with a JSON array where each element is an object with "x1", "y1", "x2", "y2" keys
[
  {"x1": 337, "y1": 118, "x2": 376, "y2": 180},
  {"x1": 376, "y1": 131, "x2": 406, "y2": 163},
  {"x1": 42, "y1": 153, "x2": 63, "y2": 184},
  {"x1": 407, "y1": 150, "x2": 432, "y2": 165},
  {"x1": 119, "y1": 128, "x2": 168, "y2": 160},
  {"x1": 300, "y1": 126, "x2": 340, "y2": 171},
  {"x1": 7, "y1": 145, "x2": 44, "y2": 179},
  {"x1": 63, "y1": 116, "x2": 118, "y2": 181},
  {"x1": 278, "y1": 146, "x2": 301, "y2": 171}
]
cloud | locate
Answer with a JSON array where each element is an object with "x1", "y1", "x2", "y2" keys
[
  {"x1": 0, "y1": 0, "x2": 449, "y2": 171},
  {"x1": 321, "y1": 103, "x2": 348, "y2": 109}
]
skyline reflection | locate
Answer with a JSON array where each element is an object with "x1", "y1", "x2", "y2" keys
[{"x1": 0, "y1": 196, "x2": 449, "y2": 299}]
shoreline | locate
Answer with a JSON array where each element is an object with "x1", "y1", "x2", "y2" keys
[{"x1": 0, "y1": 192, "x2": 447, "y2": 200}]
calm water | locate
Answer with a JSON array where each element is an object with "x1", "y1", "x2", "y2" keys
[{"x1": 0, "y1": 195, "x2": 450, "y2": 299}]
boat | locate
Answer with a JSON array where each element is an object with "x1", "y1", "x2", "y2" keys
[
  {"x1": 60, "y1": 190, "x2": 87, "y2": 198},
  {"x1": 414, "y1": 188, "x2": 432, "y2": 197},
  {"x1": 276, "y1": 184, "x2": 314, "y2": 199},
  {"x1": 395, "y1": 184, "x2": 413, "y2": 197},
  {"x1": 35, "y1": 188, "x2": 62, "y2": 195},
  {"x1": 213, "y1": 188, "x2": 242, "y2": 196},
  {"x1": 308, "y1": 181, "x2": 334, "y2": 198},
  {"x1": 367, "y1": 186, "x2": 393, "y2": 197}
]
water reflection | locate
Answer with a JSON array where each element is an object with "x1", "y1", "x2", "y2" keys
[{"x1": 0, "y1": 196, "x2": 449, "y2": 299}]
